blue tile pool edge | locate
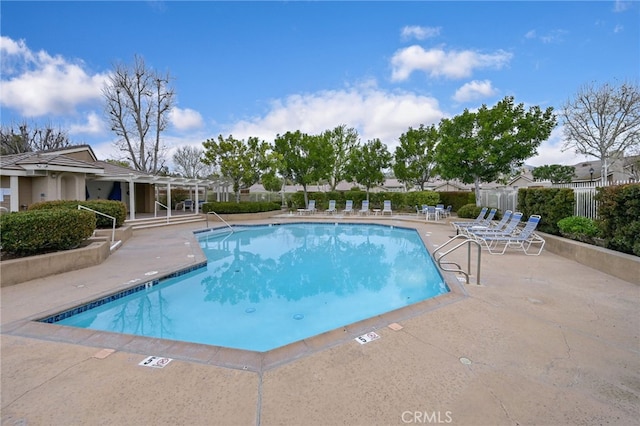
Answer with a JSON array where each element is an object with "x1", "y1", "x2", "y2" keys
[{"x1": 37, "y1": 261, "x2": 207, "y2": 324}]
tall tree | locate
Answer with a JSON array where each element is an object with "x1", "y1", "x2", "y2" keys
[
  {"x1": 0, "y1": 123, "x2": 72, "y2": 155},
  {"x1": 103, "y1": 55, "x2": 174, "y2": 174},
  {"x1": 393, "y1": 124, "x2": 439, "y2": 190},
  {"x1": 436, "y1": 96, "x2": 556, "y2": 205},
  {"x1": 172, "y1": 145, "x2": 212, "y2": 178},
  {"x1": 324, "y1": 124, "x2": 359, "y2": 190},
  {"x1": 532, "y1": 164, "x2": 575, "y2": 184},
  {"x1": 561, "y1": 81, "x2": 640, "y2": 185},
  {"x1": 273, "y1": 130, "x2": 333, "y2": 208},
  {"x1": 345, "y1": 138, "x2": 392, "y2": 201},
  {"x1": 202, "y1": 134, "x2": 273, "y2": 202}
]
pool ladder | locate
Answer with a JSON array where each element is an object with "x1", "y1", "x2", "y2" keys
[
  {"x1": 206, "y1": 211, "x2": 234, "y2": 232},
  {"x1": 435, "y1": 234, "x2": 482, "y2": 285}
]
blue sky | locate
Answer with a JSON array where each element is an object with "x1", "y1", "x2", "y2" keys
[{"x1": 1, "y1": 1, "x2": 638, "y2": 170}]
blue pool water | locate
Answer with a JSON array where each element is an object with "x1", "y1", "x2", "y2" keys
[{"x1": 52, "y1": 223, "x2": 448, "y2": 352}]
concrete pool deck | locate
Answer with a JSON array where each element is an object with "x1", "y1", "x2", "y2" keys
[{"x1": 1, "y1": 215, "x2": 639, "y2": 425}]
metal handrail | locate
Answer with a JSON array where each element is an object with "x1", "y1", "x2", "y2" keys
[
  {"x1": 435, "y1": 234, "x2": 481, "y2": 285},
  {"x1": 206, "y1": 211, "x2": 233, "y2": 232},
  {"x1": 78, "y1": 205, "x2": 116, "y2": 243},
  {"x1": 154, "y1": 201, "x2": 169, "y2": 222}
]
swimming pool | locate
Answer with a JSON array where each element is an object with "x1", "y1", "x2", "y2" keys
[{"x1": 44, "y1": 223, "x2": 448, "y2": 352}]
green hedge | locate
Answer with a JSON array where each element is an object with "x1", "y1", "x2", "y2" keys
[
  {"x1": 0, "y1": 209, "x2": 96, "y2": 256},
  {"x1": 517, "y1": 188, "x2": 574, "y2": 234},
  {"x1": 288, "y1": 190, "x2": 440, "y2": 212},
  {"x1": 201, "y1": 201, "x2": 281, "y2": 214},
  {"x1": 595, "y1": 184, "x2": 640, "y2": 256},
  {"x1": 557, "y1": 216, "x2": 600, "y2": 243},
  {"x1": 456, "y1": 204, "x2": 502, "y2": 220},
  {"x1": 438, "y1": 191, "x2": 475, "y2": 212},
  {"x1": 28, "y1": 200, "x2": 127, "y2": 228}
]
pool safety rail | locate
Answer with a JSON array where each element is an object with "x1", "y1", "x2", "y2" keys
[
  {"x1": 435, "y1": 234, "x2": 481, "y2": 285},
  {"x1": 206, "y1": 210, "x2": 233, "y2": 232},
  {"x1": 154, "y1": 201, "x2": 170, "y2": 222},
  {"x1": 78, "y1": 205, "x2": 115, "y2": 244}
]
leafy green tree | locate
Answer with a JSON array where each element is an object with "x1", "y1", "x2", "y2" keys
[
  {"x1": 202, "y1": 134, "x2": 272, "y2": 202},
  {"x1": 324, "y1": 124, "x2": 359, "y2": 190},
  {"x1": 273, "y1": 130, "x2": 333, "y2": 207},
  {"x1": 532, "y1": 164, "x2": 575, "y2": 184},
  {"x1": 562, "y1": 80, "x2": 640, "y2": 185},
  {"x1": 436, "y1": 96, "x2": 557, "y2": 205},
  {"x1": 393, "y1": 124, "x2": 439, "y2": 190},
  {"x1": 345, "y1": 138, "x2": 392, "y2": 201}
]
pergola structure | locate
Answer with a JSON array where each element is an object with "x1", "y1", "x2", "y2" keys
[{"x1": 0, "y1": 145, "x2": 232, "y2": 220}]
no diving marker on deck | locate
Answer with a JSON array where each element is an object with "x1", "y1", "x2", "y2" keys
[
  {"x1": 139, "y1": 356, "x2": 173, "y2": 369},
  {"x1": 355, "y1": 331, "x2": 380, "y2": 345}
]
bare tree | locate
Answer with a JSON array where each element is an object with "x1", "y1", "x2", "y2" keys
[
  {"x1": 172, "y1": 145, "x2": 213, "y2": 178},
  {"x1": 1, "y1": 122, "x2": 72, "y2": 155},
  {"x1": 562, "y1": 80, "x2": 640, "y2": 185},
  {"x1": 103, "y1": 55, "x2": 174, "y2": 174}
]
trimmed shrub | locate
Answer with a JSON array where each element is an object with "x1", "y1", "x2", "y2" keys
[
  {"x1": 28, "y1": 200, "x2": 127, "y2": 228},
  {"x1": 438, "y1": 191, "x2": 475, "y2": 212},
  {"x1": 456, "y1": 204, "x2": 484, "y2": 219},
  {"x1": 517, "y1": 188, "x2": 574, "y2": 235},
  {"x1": 404, "y1": 191, "x2": 440, "y2": 211},
  {"x1": 557, "y1": 216, "x2": 600, "y2": 243},
  {"x1": 0, "y1": 209, "x2": 96, "y2": 256},
  {"x1": 595, "y1": 183, "x2": 640, "y2": 256},
  {"x1": 201, "y1": 201, "x2": 281, "y2": 214}
]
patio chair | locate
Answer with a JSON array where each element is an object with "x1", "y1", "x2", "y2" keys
[
  {"x1": 342, "y1": 200, "x2": 354, "y2": 215},
  {"x1": 425, "y1": 205, "x2": 438, "y2": 221},
  {"x1": 473, "y1": 214, "x2": 545, "y2": 255},
  {"x1": 359, "y1": 200, "x2": 370, "y2": 215},
  {"x1": 303, "y1": 199, "x2": 317, "y2": 215},
  {"x1": 183, "y1": 199, "x2": 194, "y2": 212},
  {"x1": 461, "y1": 210, "x2": 513, "y2": 236},
  {"x1": 469, "y1": 211, "x2": 523, "y2": 238},
  {"x1": 452, "y1": 208, "x2": 496, "y2": 233},
  {"x1": 382, "y1": 200, "x2": 392, "y2": 216},
  {"x1": 326, "y1": 200, "x2": 337, "y2": 214}
]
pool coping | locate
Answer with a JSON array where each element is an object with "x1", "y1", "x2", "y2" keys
[{"x1": 2, "y1": 218, "x2": 469, "y2": 373}]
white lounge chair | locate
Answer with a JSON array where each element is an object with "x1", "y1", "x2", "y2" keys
[
  {"x1": 359, "y1": 200, "x2": 370, "y2": 216},
  {"x1": 453, "y1": 208, "x2": 496, "y2": 233},
  {"x1": 462, "y1": 210, "x2": 513, "y2": 236},
  {"x1": 382, "y1": 200, "x2": 392, "y2": 216},
  {"x1": 303, "y1": 200, "x2": 317, "y2": 215},
  {"x1": 342, "y1": 200, "x2": 354, "y2": 215},
  {"x1": 326, "y1": 200, "x2": 337, "y2": 214},
  {"x1": 474, "y1": 215, "x2": 545, "y2": 255}
]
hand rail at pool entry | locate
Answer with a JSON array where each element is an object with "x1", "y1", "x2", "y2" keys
[
  {"x1": 78, "y1": 205, "x2": 116, "y2": 244},
  {"x1": 435, "y1": 234, "x2": 481, "y2": 285},
  {"x1": 154, "y1": 201, "x2": 170, "y2": 222},
  {"x1": 206, "y1": 211, "x2": 233, "y2": 232}
]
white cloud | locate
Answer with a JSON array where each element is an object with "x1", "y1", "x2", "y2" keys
[
  {"x1": 170, "y1": 107, "x2": 204, "y2": 131},
  {"x1": 613, "y1": 24, "x2": 624, "y2": 33},
  {"x1": 523, "y1": 29, "x2": 568, "y2": 44},
  {"x1": 69, "y1": 111, "x2": 106, "y2": 135},
  {"x1": 400, "y1": 25, "x2": 441, "y2": 41},
  {"x1": 224, "y1": 81, "x2": 444, "y2": 151},
  {"x1": 390, "y1": 45, "x2": 512, "y2": 81},
  {"x1": 613, "y1": 1, "x2": 632, "y2": 12},
  {"x1": 453, "y1": 80, "x2": 497, "y2": 103},
  {"x1": 0, "y1": 36, "x2": 108, "y2": 117}
]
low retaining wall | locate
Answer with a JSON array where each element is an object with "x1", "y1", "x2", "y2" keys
[
  {"x1": 94, "y1": 225, "x2": 133, "y2": 244},
  {"x1": 540, "y1": 233, "x2": 640, "y2": 285},
  {"x1": 205, "y1": 210, "x2": 281, "y2": 223},
  {"x1": 0, "y1": 239, "x2": 111, "y2": 287}
]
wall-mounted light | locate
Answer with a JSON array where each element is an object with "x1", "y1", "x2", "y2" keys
[{"x1": 50, "y1": 173, "x2": 58, "y2": 179}]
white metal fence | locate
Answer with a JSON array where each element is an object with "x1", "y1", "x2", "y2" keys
[{"x1": 481, "y1": 180, "x2": 636, "y2": 219}]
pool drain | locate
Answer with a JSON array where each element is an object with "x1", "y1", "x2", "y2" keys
[
  {"x1": 245, "y1": 308, "x2": 256, "y2": 313},
  {"x1": 293, "y1": 314, "x2": 304, "y2": 320}
]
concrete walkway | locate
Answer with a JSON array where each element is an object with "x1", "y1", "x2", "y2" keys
[{"x1": 1, "y1": 215, "x2": 639, "y2": 425}]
